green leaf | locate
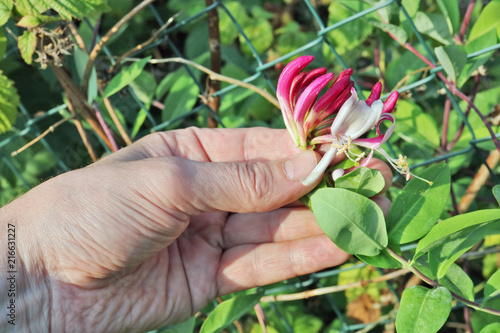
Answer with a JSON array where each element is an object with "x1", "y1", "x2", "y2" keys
[
  {"x1": 156, "y1": 316, "x2": 196, "y2": 333},
  {"x1": 130, "y1": 71, "x2": 156, "y2": 108},
  {"x1": 414, "y1": 209, "x2": 500, "y2": 260},
  {"x1": 393, "y1": 100, "x2": 440, "y2": 148},
  {"x1": 14, "y1": 0, "x2": 49, "y2": 16},
  {"x1": 438, "y1": 263, "x2": 475, "y2": 301},
  {"x1": 436, "y1": 0, "x2": 459, "y2": 34},
  {"x1": 293, "y1": 315, "x2": 323, "y2": 333},
  {"x1": 0, "y1": 27, "x2": 6, "y2": 59},
  {"x1": 414, "y1": 259, "x2": 475, "y2": 301},
  {"x1": 480, "y1": 323, "x2": 500, "y2": 333},
  {"x1": 482, "y1": 270, "x2": 500, "y2": 306},
  {"x1": 0, "y1": 0, "x2": 13, "y2": 26},
  {"x1": 325, "y1": 2, "x2": 373, "y2": 56},
  {"x1": 200, "y1": 292, "x2": 264, "y2": 333},
  {"x1": 335, "y1": 167, "x2": 385, "y2": 197},
  {"x1": 357, "y1": 245, "x2": 402, "y2": 269},
  {"x1": 457, "y1": 29, "x2": 497, "y2": 88},
  {"x1": 435, "y1": 45, "x2": 467, "y2": 84},
  {"x1": 429, "y1": 221, "x2": 500, "y2": 279},
  {"x1": 0, "y1": 71, "x2": 20, "y2": 134},
  {"x1": 469, "y1": 0, "x2": 500, "y2": 41},
  {"x1": 103, "y1": 57, "x2": 151, "y2": 98},
  {"x1": 399, "y1": 0, "x2": 420, "y2": 39},
  {"x1": 17, "y1": 14, "x2": 61, "y2": 28},
  {"x1": 471, "y1": 298, "x2": 500, "y2": 332},
  {"x1": 396, "y1": 286, "x2": 451, "y2": 333},
  {"x1": 18, "y1": 30, "x2": 37, "y2": 65},
  {"x1": 369, "y1": 21, "x2": 407, "y2": 44},
  {"x1": 240, "y1": 14, "x2": 273, "y2": 56},
  {"x1": 131, "y1": 108, "x2": 147, "y2": 139},
  {"x1": 161, "y1": 73, "x2": 199, "y2": 130},
  {"x1": 386, "y1": 163, "x2": 450, "y2": 244},
  {"x1": 414, "y1": 12, "x2": 453, "y2": 45},
  {"x1": 311, "y1": 188, "x2": 387, "y2": 256},
  {"x1": 493, "y1": 185, "x2": 500, "y2": 205}
]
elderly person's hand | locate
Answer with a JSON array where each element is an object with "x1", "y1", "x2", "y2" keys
[{"x1": 0, "y1": 127, "x2": 391, "y2": 332}]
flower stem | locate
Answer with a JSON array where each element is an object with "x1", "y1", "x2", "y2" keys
[{"x1": 386, "y1": 247, "x2": 500, "y2": 316}]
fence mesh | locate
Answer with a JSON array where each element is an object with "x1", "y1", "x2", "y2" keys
[{"x1": 1, "y1": 0, "x2": 500, "y2": 331}]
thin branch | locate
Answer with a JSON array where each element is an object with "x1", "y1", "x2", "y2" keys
[
  {"x1": 458, "y1": 149, "x2": 500, "y2": 213},
  {"x1": 459, "y1": 0, "x2": 477, "y2": 43},
  {"x1": 254, "y1": 304, "x2": 267, "y2": 333},
  {"x1": 92, "y1": 101, "x2": 118, "y2": 151},
  {"x1": 121, "y1": 57, "x2": 281, "y2": 109},
  {"x1": 89, "y1": 15, "x2": 102, "y2": 53},
  {"x1": 97, "y1": 80, "x2": 133, "y2": 145},
  {"x1": 11, "y1": 115, "x2": 76, "y2": 157},
  {"x1": 109, "y1": 13, "x2": 180, "y2": 73},
  {"x1": 447, "y1": 75, "x2": 480, "y2": 151},
  {"x1": 67, "y1": 22, "x2": 87, "y2": 53},
  {"x1": 260, "y1": 269, "x2": 411, "y2": 302},
  {"x1": 65, "y1": 99, "x2": 98, "y2": 162},
  {"x1": 386, "y1": 248, "x2": 500, "y2": 316},
  {"x1": 205, "y1": 0, "x2": 221, "y2": 128},
  {"x1": 386, "y1": 33, "x2": 500, "y2": 153},
  {"x1": 441, "y1": 97, "x2": 451, "y2": 151},
  {"x1": 82, "y1": 0, "x2": 156, "y2": 92}
]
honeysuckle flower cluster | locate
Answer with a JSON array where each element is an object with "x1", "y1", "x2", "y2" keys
[{"x1": 277, "y1": 56, "x2": 431, "y2": 186}]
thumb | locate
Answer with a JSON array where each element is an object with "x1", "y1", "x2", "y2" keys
[{"x1": 171, "y1": 150, "x2": 320, "y2": 214}]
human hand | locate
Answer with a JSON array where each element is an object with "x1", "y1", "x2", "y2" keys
[{"x1": 0, "y1": 127, "x2": 391, "y2": 332}]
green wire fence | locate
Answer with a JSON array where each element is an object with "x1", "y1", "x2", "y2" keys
[{"x1": 1, "y1": 0, "x2": 499, "y2": 331}]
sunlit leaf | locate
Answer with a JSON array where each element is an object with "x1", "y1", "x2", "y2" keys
[
  {"x1": 0, "y1": 71, "x2": 20, "y2": 134},
  {"x1": 103, "y1": 57, "x2": 151, "y2": 98},
  {"x1": 335, "y1": 167, "x2": 385, "y2": 198},
  {"x1": 0, "y1": 0, "x2": 13, "y2": 26},
  {"x1": 435, "y1": 45, "x2": 467, "y2": 84},
  {"x1": 493, "y1": 185, "x2": 500, "y2": 205},
  {"x1": 200, "y1": 292, "x2": 264, "y2": 333},
  {"x1": 386, "y1": 163, "x2": 450, "y2": 244},
  {"x1": 469, "y1": 0, "x2": 500, "y2": 41},
  {"x1": 311, "y1": 188, "x2": 387, "y2": 256},
  {"x1": 18, "y1": 30, "x2": 37, "y2": 64},
  {"x1": 396, "y1": 286, "x2": 451, "y2": 333},
  {"x1": 482, "y1": 270, "x2": 500, "y2": 306}
]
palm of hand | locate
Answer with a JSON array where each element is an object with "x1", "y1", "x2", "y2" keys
[{"x1": 22, "y1": 128, "x2": 367, "y2": 332}]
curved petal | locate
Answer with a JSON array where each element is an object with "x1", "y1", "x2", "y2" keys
[
  {"x1": 353, "y1": 113, "x2": 395, "y2": 149},
  {"x1": 277, "y1": 56, "x2": 314, "y2": 145},
  {"x1": 293, "y1": 73, "x2": 335, "y2": 146},
  {"x1": 310, "y1": 133, "x2": 334, "y2": 145},
  {"x1": 330, "y1": 88, "x2": 383, "y2": 140},
  {"x1": 301, "y1": 146, "x2": 338, "y2": 186}
]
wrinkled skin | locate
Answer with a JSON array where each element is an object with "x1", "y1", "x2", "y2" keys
[{"x1": 0, "y1": 127, "x2": 391, "y2": 332}]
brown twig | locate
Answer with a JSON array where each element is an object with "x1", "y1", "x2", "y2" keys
[
  {"x1": 205, "y1": 0, "x2": 221, "y2": 128},
  {"x1": 50, "y1": 64, "x2": 117, "y2": 150},
  {"x1": 97, "y1": 80, "x2": 133, "y2": 146},
  {"x1": 82, "y1": 0, "x2": 156, "y2": 92},
  {"x1": 66, "y1": 99, "x2": 98, "y2": 162},
  {"x1": 11, "y1": 115, "x2": 76, "y2": 157},
  {"x1": 109, "y1": 13, "x2": 180, "y2": 73},
  {"x1": 121, "y1": 57, "x2": 281, "y2": 108},
  {"x1": 458, "y1": 149, "x2": 500, "y2": 213},
  {"x1": 67, "y1": 22, "x2": 87, "y2": 52},
  {"x1": 260, "y1": 269, "x2": 411, "y2": 302}
]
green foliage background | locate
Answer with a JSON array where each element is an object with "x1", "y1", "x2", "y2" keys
[{"x1": 0, "y1": 0, "x2": 500, "y2": 332}]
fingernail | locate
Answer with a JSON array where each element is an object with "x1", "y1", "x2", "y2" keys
[{"x1": 283, "y1": 151, "x2": 318, "y2": 182}]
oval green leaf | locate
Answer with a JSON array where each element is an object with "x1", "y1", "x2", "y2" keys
[
  {"x1": 414, "y1": 209, "x2": 500, "y2": 260},
  {"x1": 335, "y1": 167, "x2": 385, "y2": 197},
  {"x1": 480, "y1": 323, "x2": 500, "y2": 333},
  {"x1": 387, "y1": 162, "x2": 450, "y2": 244},
  {"x1": 103, "y1": 56, "x2": 151, "y2": 98},
  {"x1": 469, "y1": 1, "x2": 500, "y2": 41},
  {"x1": 311, "y1": 188, "x2": 387, "y2": 256},
  {"x1": 396, "y1": 286, "x2": 451, "y2": 333},
  {"x1": 435, "y1": 45, "x2": 467, "y2": 84},
  {"x1": 357, "y1": 246, "x2": 401, "y2": 269},
  {"x1": 200, "y1": 292, "x2": 264, "y2": 333},
  {"x1": 482, "y1": 270, "x2": 500, "y2": 306},
  {"x1": 18, "y1": 30, "x2": 36, "y2": 64},
  {"x1": 493, "y1": 185, "x2": 500, "y2": 205}
]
